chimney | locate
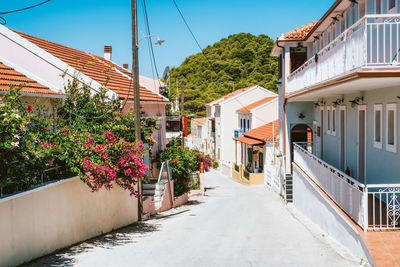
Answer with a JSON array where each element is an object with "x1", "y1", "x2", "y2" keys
[
  {"x1": 104, "y1": 45, "x2": 112, "y2": 61},
  {"x1": 123, "y1": 63, "x2": 129, "y2": 69}
]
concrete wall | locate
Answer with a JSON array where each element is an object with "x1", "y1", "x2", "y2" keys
[
  {"x1": 292, "y1": 165, "x2": 375, "y2": 265},
  {"x1": 0, "y1": 177, "x2": 138, "y2": 267}
]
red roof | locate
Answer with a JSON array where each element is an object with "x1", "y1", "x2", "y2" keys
[
  {"x1": 237, "y1": 96, "x2": 277, "y2": 112},
  {"x1": 243, "y1": 120, "x2": 279, "y2": 142},
  {"x1": 205, "y1": 86, "x2": 256, "y2": 107},
  {"x1": 0, "y1": 61, "x2": 59, "y2": 96},
  {"x1": 14, "y1": 30, "x2": 168, "y2": 103},
  {"x1": 280, "y1": 21, "x2": 319, "y2": 40},
  {"x1": 233, "y1": 136, "x2": 263, "y2": 146}
]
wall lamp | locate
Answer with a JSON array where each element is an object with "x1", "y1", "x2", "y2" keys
[
  {"x1": 298, "y1": 113, "x2": 305, "y2": 119},
  {"x1": 314, "y1": 99, "x2": 326, "y2": 107},
  {"x1": 349, "y1": 96, "x2": 364, "y2": 108},
  {"x1": 297, "y1": 42, "x2": 304, "y2": 48},
  {"x1": 332, "y1": 97, "x2": 344, "y2": 107}
]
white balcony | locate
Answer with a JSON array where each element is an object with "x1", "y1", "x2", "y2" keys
[
  {"x1": 293, "y1": 143, "x2": 400, "y2": 231},
  {"x1": 286, "y1": 14, "x2": 400, "y2": 95}
]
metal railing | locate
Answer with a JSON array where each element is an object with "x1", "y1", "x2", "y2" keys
[
  {"x1": 366, "y1": 184, "x2": 400, "y2": 230},
  {"x1": 286, "y1": 14, "x2": 400, "y2": 93},
  {"x1": 293, "y1": 143, "x2": 366, "y2": 228}
]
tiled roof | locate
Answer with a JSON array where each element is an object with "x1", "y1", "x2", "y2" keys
[
  {"x1": 192, "y1": 118, "x2": 207, "y2": 125},
  {"x1": 280, "y1": 21, "x2": 318, "y2": 41},
  {"x1": 14, "y1": 31, "x2": 168, "y2": 103},
  {"x1": 243, "y1": 120, "x2": 279, "y2": 142},
  {"x1": 0, "y1": 61, "x2": 59, "y2": 95},
  {"x1": 233, "y1": 136, "x2": 263, "y2": 146},
  {"x1": 205, "y1": 86, "x2": 256, "y2": 107},
  {"x1": 237, "y1": 96, "x2": 277, "y2": 112}
]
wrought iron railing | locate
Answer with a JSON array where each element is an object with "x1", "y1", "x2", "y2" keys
[{"x1": 294, "y1": 142, "x2": 400, "y2": 231}]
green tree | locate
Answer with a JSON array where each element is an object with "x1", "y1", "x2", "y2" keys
[{"x1": 169, "y1": 33, "x2": 278, "y2": 117}]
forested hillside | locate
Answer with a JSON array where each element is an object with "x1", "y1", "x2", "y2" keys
[{"x1": 169, "y1": 33, "x2": 278, "y2": 117}]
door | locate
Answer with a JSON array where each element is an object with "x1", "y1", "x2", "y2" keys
[
  {"x1": 340, "y1": 107, "x2": 346, "y2": 171},
  {"x1": 290, "y1": 47, "x2": 308, "y2": 73},
  {"x1": 358, "y1": 106, "x2": 366, "y2": 183}
]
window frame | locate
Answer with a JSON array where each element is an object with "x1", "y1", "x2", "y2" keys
[
  {"x1": 373, "y1": 104, "x2": 383, "y2": 149},
  {"x1": 386, "y1": 103, "x2": 397, "y2": 153},
  {"x1": 332, "y1": 106, "x2": 337, "y2": 136},
  {"x1": 327, "y1": 106, "x2": 331, "y2": 134}
]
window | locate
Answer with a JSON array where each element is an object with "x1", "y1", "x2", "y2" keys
[
  {"x1": 376, "y1": 0, "x2": 382, "y2": 13},
  {"x1": 374, "y1": 104, "x2": 383, "y2": 149},
  {"x1": 386, "y1": 103, "x2": 397, "y2": 153},
  {"x1": 332, "y1": 107, "x2": 337, "y2": 136},
  {"x1": 327, "y1": 106, "x2": 331, "y2": 134},
  {"x1": 388, "y1": 0, "x2": 396, "y2": 12}
]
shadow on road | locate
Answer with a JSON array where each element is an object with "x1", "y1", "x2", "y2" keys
[{"x1": 23, "y1": 223, "x2": 159, "y2": 267}]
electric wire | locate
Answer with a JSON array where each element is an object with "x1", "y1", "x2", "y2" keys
[
  {"x1": 143, "y1": 0, "x2": 161, "y2": 85},
  {"x1": 0, "y1": 0, "x2": 51, "y2": 25},
  {"x1": 171, "y1": 0, "x2": 212, "y2": 65}
]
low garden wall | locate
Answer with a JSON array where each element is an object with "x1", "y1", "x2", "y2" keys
[{"x1": 0, "y1": 177, "x2": 138, "y2": 267}]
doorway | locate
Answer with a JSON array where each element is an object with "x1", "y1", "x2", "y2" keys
[
  {"x1": 290, "y1": 124, "x2": 313, "y2": 172},
  {"x1": 290, "y1": 47, "x2": 308, "y2": 73},
  {"x1": 358, "y1": 106, "x2": 366, "y2": 183}
]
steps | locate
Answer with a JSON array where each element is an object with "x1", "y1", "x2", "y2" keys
[
  {"x1": 285, "y1": 174, "x2": 293, "y2": 203},
  {"x1": 143, "y1": 180, "x2": 169, "y2": 210}
]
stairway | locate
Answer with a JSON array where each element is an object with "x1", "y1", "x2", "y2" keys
[
  {"x1": 285, "y1": 174, "x2": 293, "y2": 203},
  {"x1": 143, "y1": 180, "x2": 169, "y2": 211}
]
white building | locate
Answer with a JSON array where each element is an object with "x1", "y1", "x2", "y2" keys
[
  {"x1": 188, "y1": 118, "x2": 208, "y2": 152},
  {"x1": 271, "y1": 0, "x2": 400, "y2": 265},
  {"x1": 205, "y1": 85, "x2": 276, "y2": 175}
]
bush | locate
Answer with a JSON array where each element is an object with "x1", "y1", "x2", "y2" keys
[{"x1": 160, "y1": 137, "x2": 217, "y2": 196}]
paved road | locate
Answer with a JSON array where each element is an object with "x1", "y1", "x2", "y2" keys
[{"x1": 27, "y1": 170, "x2": 359, "y2": 267}]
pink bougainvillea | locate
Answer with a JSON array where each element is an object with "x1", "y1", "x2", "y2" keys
[{"x1": 42, "y1": 129, "x2": 148, "y2": 198}]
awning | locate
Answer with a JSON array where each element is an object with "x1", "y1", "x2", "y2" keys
[{"x1": 233, "y1": 136, "x2": 263, "y2": 146}]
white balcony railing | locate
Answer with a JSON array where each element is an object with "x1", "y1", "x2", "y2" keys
[
  {"x1": 294, "y1": 143, "x2": 400, "y2": 231},
  {"x1": 286, "y1": 14, "x2": 400, "y2": 94}
]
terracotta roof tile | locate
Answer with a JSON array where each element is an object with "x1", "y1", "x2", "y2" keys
[
  {"x1": 233, "y1": 136, "x2": 263, "y2": 146},
  {"x1": 205, "y1": 86, "x2": 256, "y2": 107},
  {"x1": 14, "y1": 30, "x2": 168, "y2": 103},
  {"x1": 237, "y1": 96, "x2": 277, "y2": 112},
  {"x1": 280, "y1": 21, "x2": 319, "y2": 41},
  {"x1": 243, "y1": 120, "x2": 279, "y2": 142},
  {"x1": 0, "y1": 62, "x2": 59, "y2": 95}
]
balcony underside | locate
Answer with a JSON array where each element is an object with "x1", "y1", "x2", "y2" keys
[{"x1": 288, "y1": 68, "x2": 400, "y2": 102}]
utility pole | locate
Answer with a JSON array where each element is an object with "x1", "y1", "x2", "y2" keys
[
  {"x1": 181, "y1": 79, "x2": 185, "y2": 148},
  {"x1": 131, "y1": 0, "x2": 142, "y2": 221}
]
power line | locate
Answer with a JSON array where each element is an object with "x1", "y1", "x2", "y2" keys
[
  {"x1": 0, "y1": 0, "x2": 51, "y2": 25},
  {"x1": 172, "y1": 0, "x2": 210, "y2": 63},
  {"x1": 142, "y1": 0, "x2": 161, "y2": 89}
]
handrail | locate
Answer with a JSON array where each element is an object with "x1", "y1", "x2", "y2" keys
[
  {"x1": 287, "y1": 16, "x2": 368, "y2": 79},
  {"x1": 294, "y1": 142, "x2": 365, "y2": 188},
  {"x1": 157, "y1": 160, "x2": 171, "y2": 184},
  {"x1": 366, "y1": 184, "x2": 400, "y2": 188}
]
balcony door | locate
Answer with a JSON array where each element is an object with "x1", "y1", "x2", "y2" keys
[
  {"x1": 290, "y1": 47, "x2": 307, "y2": 73},
  {"x1": 358, "y1": 105, "x2": 366, "y2": 183}
]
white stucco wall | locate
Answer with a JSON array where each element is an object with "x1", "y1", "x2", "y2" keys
[
  {"x1": 219, "y1": 87, "x2": 276, "y2": 163},
  {"x1": 0, "y1": 177, "x2": 138, "y2": 267},
  {"x1": 252, "y1": 98, "x2": 279, "y2": 128},
  {"x1": 292, "y1": 165, "x2": 375, "y2": 265}
]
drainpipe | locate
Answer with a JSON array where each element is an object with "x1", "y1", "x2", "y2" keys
[{"x1": 276, "y1": 42, "x2": 287, "y2": 175}]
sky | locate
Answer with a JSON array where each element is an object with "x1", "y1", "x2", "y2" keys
[{"x1": 1, "y1": 0, "x2": 335, "y2": 79}]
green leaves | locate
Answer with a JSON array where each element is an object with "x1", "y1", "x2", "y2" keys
[{"x1": 169, "y1": 33, "x2": 278, "y2": 117}]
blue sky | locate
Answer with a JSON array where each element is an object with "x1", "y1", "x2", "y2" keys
[{"x1": 2, "y1": 0, "x2": 335, "y2": 78}]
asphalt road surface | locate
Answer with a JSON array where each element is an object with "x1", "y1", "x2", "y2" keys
[{"x1": 26, "y1": 170, "x2": 361, "y2": 267}]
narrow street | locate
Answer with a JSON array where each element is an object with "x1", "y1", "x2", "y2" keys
[{"x1": 27, "y1": 171, "x2": 360, "y2": 267}]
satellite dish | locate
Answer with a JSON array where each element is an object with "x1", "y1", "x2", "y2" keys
[{"x1": 162, "y1": 66, "x2": 170, "y2": 80}]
